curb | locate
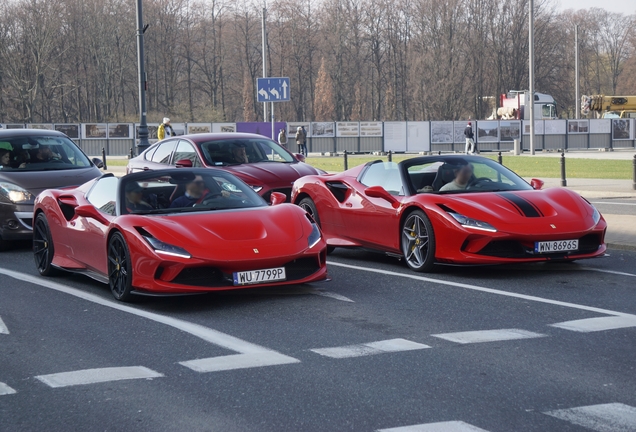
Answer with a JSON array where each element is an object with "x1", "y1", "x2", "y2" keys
[{"x1": 606, "y1": 243, "x2": 636, "y2": 253}]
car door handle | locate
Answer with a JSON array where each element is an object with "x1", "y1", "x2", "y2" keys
[
  {"x1": 345, "y1": 203, "x2": 352, "y2": 207},
  {"x1": 143, "y1": 167, "x2": 150, "y2": 171}
]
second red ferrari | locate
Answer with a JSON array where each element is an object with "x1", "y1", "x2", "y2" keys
[{"x1": 291, "y1": 155, "x2": 606, "y2": 272}]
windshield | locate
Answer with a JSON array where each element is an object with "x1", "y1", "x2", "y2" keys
[
  {"x1": 0, "y1": 135, "x2": 92, "y2": 171},
  {"x1": 120, "y1": 169, "x2": 268, "y2": 215},
  {"x1": 199, "y1": 138, "x2": 294, "y2": 166},
  {"x1": 405, "y1": 157, "x2": 533, "y2": 194}
]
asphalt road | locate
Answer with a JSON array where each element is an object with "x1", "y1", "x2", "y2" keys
[
  {"x1": 2, "y1": 243, "x2": 636, "y2": 432},
  {"x1": 590, "y1": 198, "x2": 636, "y2": 217}
]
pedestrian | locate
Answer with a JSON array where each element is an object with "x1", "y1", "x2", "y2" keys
[
  {"x1": 295, "y1": 126, "x2": 307, "y2": 156},
  {"x1": 157, "y1": 117, "x2": 176, "y2": 141},
  {"x1": 278, "y1": 128, "x2": 288, "y2": 148},
  {"x1": 464, "y1": 121, "x2": 476, "y2": 155}
]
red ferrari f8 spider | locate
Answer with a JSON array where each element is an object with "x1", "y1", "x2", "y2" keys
[
  {"x1": 33, "y1": 168, "x2": 327, "y2": 301},
  {"x1": 291, "y1": 155, "x2": 606, "y2": 272}
]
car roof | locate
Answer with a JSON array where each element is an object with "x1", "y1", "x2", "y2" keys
[
  {"x1": 184, "y1": 132, "x2": 276, "y2": 143},
  {"x1": 0, "y1": 129, "x2": 68, "y2": 139}
]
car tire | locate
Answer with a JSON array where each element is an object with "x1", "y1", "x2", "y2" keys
[
  {"x1": 33, "y1": 213, "x2": 58, "y2": 276},
  {"x1": 401, "y1": 210, "x2": 435, "y2": 272},
  {"x1": 298, "y1": 197, "x2": 335, "y2": 254},
  {"x1": 108, "y1": 232, "x2": 135, "y2": 302}
]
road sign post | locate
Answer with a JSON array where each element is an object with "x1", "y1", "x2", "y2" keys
[{"x1": 257, "y1": 77, "x2": 290, "y2": 140}]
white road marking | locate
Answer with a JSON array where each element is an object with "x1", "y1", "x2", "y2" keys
[
  {"x1": 180, "y1": 352, "x2": 299, "y2": 373},
  {"x1": 432, "y1": 329, "x2": 546, "y2": 344},
  {"x1": 0, "y1": 382, "x2": 17, "y2": 396},
  {"x1": 0, "y1": 268, "x2": 300, "y2": 371},
  {"x1": 377, "y1": 420, "x2": 490, "y2": 432},
  {"x1": 327, "y1": 261, "x2": 636, "y2": 325},
  {"x1": 590, "y1": 201, "x2": 636, "y2": 206},
  {"x1": 36, "y1": 366, "x2": 163, "y2": 388},
  {"x1": 310, "y1": 338, "x2": 430, "y2": 359},
  {"x1": 310, "y1": 289, "x2": 355, "y2": 302},
  {"x1": 544, "y1": 403, "x2": 636, "y2": 432},
  {"x1": 551, "y1": 315, "x2": 636, "y2": 332},
  {"x1": 582, "y1": 268, "x2": 636, "y2": 278},
  {"x1": 0, "y1": 315, "x2": 8, "y2": 334}
]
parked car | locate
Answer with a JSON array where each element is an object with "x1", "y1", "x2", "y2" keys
[
  {"x1": 126, "y1": 133, "x2": 323, "y2": 201},
  {"x1": 292, "y1": 155, "x2": 606, "y2": 272},
  {"x1": 0, "y1": 129, "x2": 103, "y2": 250},
  {"x1": 33, "y1": 168, "x2": 328, "y2": 301}
]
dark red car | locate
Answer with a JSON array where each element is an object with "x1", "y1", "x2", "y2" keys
[{"x1": 127, "y1": 133, "x2": 323, "y2": 201}]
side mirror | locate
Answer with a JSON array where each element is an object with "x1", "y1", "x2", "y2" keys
[
  {"x1": 294, "y1": 153, "x2": 306, "y2": 163},
  {"x1": 530, "y1": 178, "x2": 544, "y2": 190},
  {"x1": 175, "y1": 159, "x2": 193, "y2": 168},
  {"x1": 92, "y1": 158, "x2": 104, "y2": 168},
  {"x1": 364, "y1": 186, "x2": 400, "y2": 209},
  {"x1": 270, "y1": 192, "x2": 286, "y2": 206},
  {"x1": 75, "y1": 204, "x2": 109, "y2": 225}
]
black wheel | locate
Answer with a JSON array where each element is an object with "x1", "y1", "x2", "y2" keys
[
  {"x1": 401, "y1": 210, "x2": 436, "y2": 272},
  {"x1": 33, "y1": 213, "x2": 58, "y2": 276},
  {"x1": 299, "y1": 197, "x2": 335, "y2": 254},
  {"x1": 107, "y1": 232, "x2": 134, "y2": 302}
]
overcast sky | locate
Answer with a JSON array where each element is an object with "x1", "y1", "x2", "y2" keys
[{"x1": 556, "y1": 0, "x2": 635, "y2": 14}]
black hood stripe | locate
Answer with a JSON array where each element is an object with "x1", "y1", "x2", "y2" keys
[{"x1": 497, "y1": 192, "x2": 543, "y2": 218}]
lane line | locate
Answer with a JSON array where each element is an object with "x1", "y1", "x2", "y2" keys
[
  {"x1": 0, "y1": 382, "x2": 17, "y2": 396},
  {"x1": 180, "y1": 352, "x2": 299, "y2": 373},
  {"x1": 327, "y1": 261, "x2": 636, "y2": 319},
  {"x1": 0, "y1": 315, "x2": 8, "y2": 334},
  {"x1": 582, "y1": 268, "x2": 636, "y2": 278},
  {"x1": 432, "y1": 329, "x2": 546, "y2": 344},
  {"x1": 377, "y1": 420, "x2": 490, "y2": 432},
  {"x1": 310, "y1": 338, "x2": 430, "y2": 359},
  {"x1": 590, "y1": 202, "x2": 636, "y2": 206},
  {"x1": 544, "y1": 403, "x2": 636, "y2": 432},
  {"x1": 36, "y1": 366, "x2": 163, "y2": 388},
  {"x1": 310, "y1": 290, "x2": 355, "y2": 302},
  {"x1": 550, "y1": 315, "x2": 636, "y2": 332},
  {"x1": 0, "y1": 268, "x2": 301, "y2": 371}
]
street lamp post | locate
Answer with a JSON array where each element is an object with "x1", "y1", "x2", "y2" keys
[
  {"x1": 136, "y1": 0, "x2": 150, "y2": 155},
  {"x1": 529, "y1": 0, "x2": 535, "y2": 155}
]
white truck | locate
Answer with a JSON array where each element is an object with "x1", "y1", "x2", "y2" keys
[{"x1": 494, "y1": 90, "x2": 558, "y2": 120}]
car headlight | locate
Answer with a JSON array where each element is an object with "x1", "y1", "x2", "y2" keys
[
  {"x1": 142, "y1": 235, "x2": 191, "y2": 258},
  {"x1": 251, "y1": 185, "x2": 263, "y2": 193},
  {"x1": 0, "y1": 182, "x2": 34, "y2": 204},
  {"x1": 592, "y1": 206, "x2": 601, "y2": 224},
  {"x1": 307, "y1": 223, "x2": 322, "y2": 248},
  {"x1": 448, "y1": 212, "x2": 497, "y2": 232}
]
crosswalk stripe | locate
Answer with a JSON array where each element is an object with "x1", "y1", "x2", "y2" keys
[
  {"x1": 377, "y1": 420, "x2": 490, "y2": 431},
  {"x1": 310, "y1": 338, "x2": 430, "y2": 359},
  {"x1": 0, "y1": 315, "x2": 9, "y2": 334},
  {"x1": 179, "y1": 352, "x2": 300, "y2": 373},
  {"x1": 35, "y1": 366, "x2": 164, "y2": 388},
  {"x1": 0, "y1": 382, "x2": 17, "y2": 396},
  {"x1": 544, "y1": 402, "x2": 636, "y2": 432},
  {"x1": 431, "y1": 329, "x2": 546, "y2": 344},
  {"x1": 550, "y1": 315, "x2": 636, "y2": 332}
]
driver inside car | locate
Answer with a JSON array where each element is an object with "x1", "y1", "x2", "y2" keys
[
  {"x1": 170, "y1": 175, "x2": 230, "y2": 208},
  {"x1": 30, "y1": 144, "x2": 61, "y2": 163},
  {"x1": 439, "y1": 163, "x2": 474, "y2": 192}
]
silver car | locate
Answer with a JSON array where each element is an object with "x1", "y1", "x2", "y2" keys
[{"x1": 0, "y1": 129, "x2": 103, "y2": 250}]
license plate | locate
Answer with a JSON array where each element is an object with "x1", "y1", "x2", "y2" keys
[
  {"x1": 534, "y1": 239, "x2": 579, "y2": 254},
  {"x1": 233, "y1": 267, "x2": 286, "y2": 286}
]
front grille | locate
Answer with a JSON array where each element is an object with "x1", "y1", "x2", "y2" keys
[
  {"x1": 168, "y1": 257, "x2": 321, "y2": 288},
  {"x1": 477, "y1": 234, "x2": 603, "y2": 259},
  {"x1": 578, "y1": 234, "x2": 602, "y2": 253}
]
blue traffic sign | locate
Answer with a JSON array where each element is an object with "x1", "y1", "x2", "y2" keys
[{"x1": 257, "y1": 77, "x2": 290, "y2": 102}]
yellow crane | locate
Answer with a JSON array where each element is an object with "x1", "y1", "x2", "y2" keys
[{"x1": 581, "y1": 95, "x2": 636, "y2": 118}]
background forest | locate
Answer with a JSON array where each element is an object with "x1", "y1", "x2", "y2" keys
[{"x1": 0, "y1": 0, "x2": 633, "y2": 124}]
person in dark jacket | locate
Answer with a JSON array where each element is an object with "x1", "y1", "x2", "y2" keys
[{"x1": 464, "y1": 122, "x2": 477, "y2": 154}]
